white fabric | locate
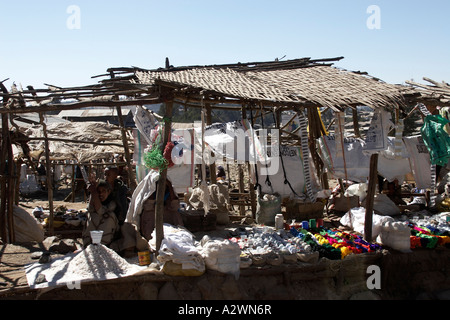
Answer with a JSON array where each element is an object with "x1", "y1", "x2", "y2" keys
[
  {"x1": 194, "y1": 119, "x2": 265, "y2": 164},
  {"x1": 133, "y1": 105, "x2": 157, "y2": 146},
  {"x1": 317, "y1": 135, "x2": 413, "y2": 183},
  {"x1": 403, "y1": 135, "x2": 432, "y2": 189},
  {"x1": 377, "y1": 137, "x2": 411, "y2": 183},
  {"x1": 252, "y1": 145, "x2": 320, "y2": 198},
  {"x1": 340, "y1": 207, "x2": 394, "y2": 238},
  {"x1": 200, "y1": 238, "x2": 241, "y2": 279},
  {"x1": 317, "y1": 135, "x2": 370, "y2": 182},
  {"x1": 125, "y1": 170, "x2": 160, "y2": 230},
  {"x1": 154, "y1": 224, "x2": 205, "y2": 273},
  {"x1": 363, "y1": 109, "x2": 395, "y2": 154}
]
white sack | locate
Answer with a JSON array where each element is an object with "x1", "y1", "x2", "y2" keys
[
  {"x1": 252, "y1": 145, "x2": 320, "y2": 198},
  {"x1": 200, "y1": 238, "x2": 241, "y2": 279},
  {"x1": 340, "y1": 207, "x2": 394, "y2": 239},
  {"x1": 363, "y1": 193, "x2": 401, "y2": 216},
  {"x1": 10, "y1": 205, "x2": 45, "y2": 243},
  {"x1": 153, "y1": 224, "x2": 205, "y2": 273},
  {"x1": 377, "y1": 221, "x2": 411, "y2": 253},
  {"x1": 344, "y1": 183, "x2": 368, "y2": 202},
  {"x1": 363, "y1": 109, "x2": 395, "y2": 154},
  {"x1": 403, "y1": 135, "x2": 432, "y2": 189}
]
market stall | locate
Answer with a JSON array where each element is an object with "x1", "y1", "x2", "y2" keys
[{"x1": 2, "y1": 57, "x2": 450, "y2": 300}]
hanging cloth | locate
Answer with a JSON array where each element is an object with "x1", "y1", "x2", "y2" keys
[
  {"x1": 270, "y1": 109, "x2": 300, "y2": 198},
  {"x1": 420, "y1": 114, "x2": 450, "y2": 166},
  {"x1": 297, "y1": 111, "x2": 317, "y2": 203},
  {"x1": 258, "y1": 104, "x2": 274, "y2": 194},
  {"x1": 418, "y1": 103, "x2": 441, "y2": 208}
]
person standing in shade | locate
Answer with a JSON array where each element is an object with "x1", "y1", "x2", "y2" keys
[
  {"x1": 83, "y1": 177, "x2": 119, "y2": 247},
  {"x1": 104, "y1": 166, "x2": 129, "y2": 225}
]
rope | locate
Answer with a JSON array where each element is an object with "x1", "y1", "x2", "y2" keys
[
  {"x1": 259, "y1": 103, "x2": 273, "y2": 194},
  {"x1": 249, "y1": 108, "x2": 262, "y2": 194},
  {"x1": 271, "y1": 109, "x2": 300, "y2": 197}
]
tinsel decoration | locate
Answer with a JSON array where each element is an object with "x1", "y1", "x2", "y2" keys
[{"x1": 144, "y1": 146, "x2": 168, "y2": 172}]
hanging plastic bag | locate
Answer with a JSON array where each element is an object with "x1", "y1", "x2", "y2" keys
[{"x1": 421, "y1": 114, "x2": 450, "y2": 166}]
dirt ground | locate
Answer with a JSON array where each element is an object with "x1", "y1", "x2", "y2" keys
[{"x1": 1, "y1": 184, "x2": 450, "y2": 300}]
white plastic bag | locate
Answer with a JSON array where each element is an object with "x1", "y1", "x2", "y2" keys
[{"x1": 344, "y1": 183, "x2": 368, "y2": 202}]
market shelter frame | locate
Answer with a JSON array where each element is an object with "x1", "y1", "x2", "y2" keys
[{"x1": 0, "y1": 57, "x2": 409, "y2": 247}]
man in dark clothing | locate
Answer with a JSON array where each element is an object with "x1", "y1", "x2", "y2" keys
[{"x1": 104, "y1": 166, "x2": 129, "y2": 225}]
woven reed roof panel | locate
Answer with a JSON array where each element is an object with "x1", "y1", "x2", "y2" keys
[
  {"x1": 405, "y1": 78, "x2": 450, "y2": 105},
  {"x1": 136, "y1": 64, "x2": 405, "y2": 109}
]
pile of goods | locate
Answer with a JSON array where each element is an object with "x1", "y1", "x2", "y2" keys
[
  {"x1": 26, "y1": 243, "x2": 144, "y2": 289},
  {"x1": 407, "y1": 213, "x2": 450, "y2": 249}
]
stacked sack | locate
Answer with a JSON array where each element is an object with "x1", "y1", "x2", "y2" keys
[{"x1": 200, "y1": 237, "x2": 241, "y2": 279}]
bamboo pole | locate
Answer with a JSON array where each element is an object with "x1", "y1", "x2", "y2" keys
[{"x1": 154, "y1": 100, "x2": 173, "y2": 254}]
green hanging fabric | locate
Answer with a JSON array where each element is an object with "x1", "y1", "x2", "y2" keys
[{"x1": 420, "y1": 114, "x2": 450, "y2": 166}]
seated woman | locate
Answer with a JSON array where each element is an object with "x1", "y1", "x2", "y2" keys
[
  {"x1": 82, "y1": 176, "x2": 120, "y2": 247},
  {"x1": 140, "y1": 178, "x2": 184, "y2": 241}
]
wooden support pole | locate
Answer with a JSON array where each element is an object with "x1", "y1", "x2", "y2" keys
[
  {"x1": 352, "y1": 108, "x2": 361, "y2": 138},
  {"x1": 243, "y1": 106, "x2": 256, "y2": 217},
  {"x1": 365, "y1": 153, "x2": 379, "y2": 243},
  {"x1": 116, "y1": 106, "x2": 136, "y2": 190},
  {"x1": 6, "y1": 128, "x2": 15, "y2": 243},
  {"x1": 39, "y1": 112, "x2": 54, "y2": 236},
  {"x1": 154, "y1": 100, "x2": 173, "y2": 254},
  {"x1": 238, "y1": 164, "x2": 245, "y2": 216},
  {"x1": 0, "y1": 114, "x2": 9, "y2": 242},
  {"x1": 0, "y1": 82, "x2": 10, "y2": 242}
]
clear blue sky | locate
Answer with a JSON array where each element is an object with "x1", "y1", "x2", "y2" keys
[{"x1": 1, "y1": 0, "x2": 449, "y2": 89}]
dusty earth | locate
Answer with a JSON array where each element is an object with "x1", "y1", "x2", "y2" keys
[{"x1": 1, "y1": 184, "x2": 450, "y2": 300}]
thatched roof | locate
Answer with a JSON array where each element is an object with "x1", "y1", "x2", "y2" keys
[
  {"x1": 0, "y1": 57, "x2": 408, "y2": 115},
  {"x1": 133, "y1": 57, "x2": 406, "y2": 111},
  {"x1": 13, "y1": 121, "x2": 131, "y2": 163},
  {"x1": 405, "y1": 77, "x2": 450, "y2": 106}
]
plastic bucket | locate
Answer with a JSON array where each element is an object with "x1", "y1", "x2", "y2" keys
[
  {"x1": 138, "y1": 251, "x2": 151, "y2": 266},
  {"x1": 90, "y1": 230, "x2": 104, "y2": 244}
]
